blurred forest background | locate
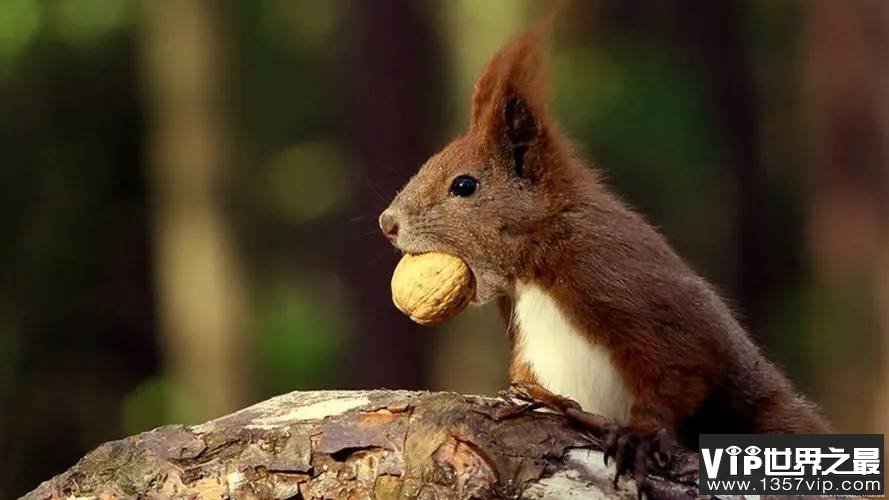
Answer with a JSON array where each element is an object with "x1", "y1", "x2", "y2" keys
[{"x1": 0, "y1": 0, "x2": 887, "y2": 496}]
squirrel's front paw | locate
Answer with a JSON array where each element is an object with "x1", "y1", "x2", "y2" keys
[
  {"x1": 603, "y1": 426, "x2": 673, "y2": 497},
  {"x1": 505, "y1": 381, "x2": 581, "y2": 413},
  {"x1": 499, "y1": 382, "x2": 613, "y2": 433}
]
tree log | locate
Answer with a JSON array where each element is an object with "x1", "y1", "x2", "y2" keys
[{"x1": 24, "y1": 390, "x2": 699, "y2": 499}]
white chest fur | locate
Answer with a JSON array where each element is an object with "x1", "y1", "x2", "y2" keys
[{"x1": 513, "y1": 282, "x2": 632, "y2": 425}]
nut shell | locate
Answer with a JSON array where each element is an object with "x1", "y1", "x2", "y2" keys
[{"x1": 391, "y1": 253, "x2": 475, "y2": 325}]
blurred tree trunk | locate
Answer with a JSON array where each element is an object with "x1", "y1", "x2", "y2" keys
[
  {"x1": 803, "y1": 0, "x2": 889, "y2": 434},
  {"x1": 342, "y1": 0, "x2": 443, "y2": 389},
  {"x1": 140, "y1": 0, "x2": 250, "y2": 421},
  {"x1": 682, "y1": 0, "x2": 770, "y2": 334}
]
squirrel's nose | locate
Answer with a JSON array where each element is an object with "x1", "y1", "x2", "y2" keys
[{"x1": 379, "y1": 210, "x2": 399, "y2": 242}]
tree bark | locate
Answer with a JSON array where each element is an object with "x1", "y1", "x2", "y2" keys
[{"x1": 24, "y1": 390, "x2": 698, "y2": 499}]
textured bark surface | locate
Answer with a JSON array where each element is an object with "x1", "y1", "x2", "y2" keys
[{"x1": 24, "y1": 390, "x2": 699, "y2": 499}]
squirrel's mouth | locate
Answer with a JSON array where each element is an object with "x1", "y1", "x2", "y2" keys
[
  {"x1": 465, "y1": 266, "x2": 482, "y2": 304},
  {"x1": 470, "y1": 272, "x2": 500, "y2": 305}
]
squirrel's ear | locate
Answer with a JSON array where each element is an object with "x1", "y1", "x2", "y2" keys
[{"x1": 469, "y1": 19, "x2": 553, "y2": 178}]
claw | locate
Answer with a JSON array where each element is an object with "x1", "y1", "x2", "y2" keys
[
  {"x1": 601, "y1": 426, "x2": 676, "y2": 497},
  {"x1": 602, "y1": 424, "x2": 620, "y2": 467},
  {"x1": 492, "y1": 389, "x2": 538, "y2": 420},
  {"x1": 635, "y1": 475, "x2": 653, "y2": 500},
  {"x1": 498, "y1": 389, "x2": 519, "y2": 405},
  {"x1": 508, "y1": 382, "x2": 583, "y2": 414},
  {"x1": 651, "y1": 428, "x2": 671, "y2": 469}
]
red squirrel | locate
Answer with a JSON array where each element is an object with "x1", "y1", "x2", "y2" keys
[{"x1": 378, "y1": 21, "x2": 829, "y2": 488}]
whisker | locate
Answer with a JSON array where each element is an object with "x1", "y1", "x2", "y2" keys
[
  {"x1": 349, "y1": 214, "x2": 371, "y2": 223},
  {"x1": 362, "y1": 174, "x2": 389, "y2": 203}
]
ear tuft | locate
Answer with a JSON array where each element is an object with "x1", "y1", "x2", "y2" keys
[{"x1": 469, "y1": 18, "x2": 553, "y2": 135}]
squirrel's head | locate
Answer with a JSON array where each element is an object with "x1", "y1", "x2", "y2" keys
[{"x1": 380, "y1": 20, "x2": 581, "y2": 304}]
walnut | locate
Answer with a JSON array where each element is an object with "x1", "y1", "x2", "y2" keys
[{"x1": 390, "y1": 253, "x2": 475, "y2": 325}]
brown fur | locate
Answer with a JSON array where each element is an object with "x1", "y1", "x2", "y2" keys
[{"x1": 380, "y1": 22, "x2": 829, "y2": 448}]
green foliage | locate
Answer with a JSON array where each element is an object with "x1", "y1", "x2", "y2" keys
[
  {"x1": 555, "y1": 42, "x2": 731, "y2": 276},
  {"x1": 255, "y1": 278, "x2": 349, "y2": 395},
  {"x1": 260, "y1": 0, "x2": 341, "y2": 53},
  {"x1": 557, "y1": 43, "x2": 723, "y2": 192},
  {"x1": 121, "y1": 376, "x2": 198, "y2": 435},
  {"x1": 0, "y1": 0, "x2": 41, "y2": 68},
  {"x1": 50, "y1": 0, "x2": 132, "y2": 47},
  {"x1": 259, "y1": 142, "x2": 352, "y2": 224}
]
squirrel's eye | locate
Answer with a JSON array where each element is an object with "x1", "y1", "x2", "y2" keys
[{"x1": 449, "y1": 175, "x2": 479, "y2": 197}]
